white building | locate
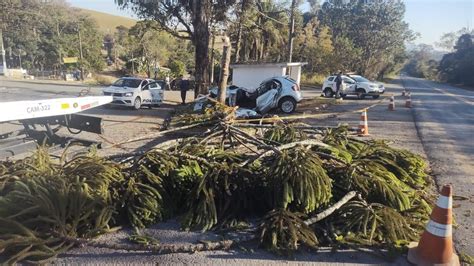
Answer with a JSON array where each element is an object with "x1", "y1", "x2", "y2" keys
[{"x1": 230, "y1": 62, "x2": 307, "y2": 89}]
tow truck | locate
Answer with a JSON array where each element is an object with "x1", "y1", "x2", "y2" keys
[{"x1": 0, "y1": 95, "x2": 112, "y2": 159}]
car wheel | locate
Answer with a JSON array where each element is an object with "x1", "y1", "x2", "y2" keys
[
  {"x1": 356, "y1": 88, "x2": 366, "y2": 99},
  {"x1": 279, "y1": 97, "x2": 297, "y2": 114},
  {"x1": 372, "y1": 95, "x2": 380, "y2": 99},
  {"x1": 133, "y1": 97, "x2": 141, "y2": 110},
  {"x1": 323, "y1": 88, "x2": 334, "y2": 98}
]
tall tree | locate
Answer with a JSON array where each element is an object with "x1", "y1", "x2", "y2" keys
[
  {"x1": 320, "y1": 0, "x2": 415, "y2": 78},
  {"x1": 439, "y1": 33, "x2": 474, "y2": 85},
  {"x1": 293, "y1": 18, "x2": 335, "y2": 74},
  {"x1": 436, "y1": 28, "x2": 474, "y2": 51},
  {"x1": 116, "y1": 0, "x2": 235, "y2": 96},
  {"x1": 234, "y1": 0, "x2": 252, "y2": 63},
  {"x1": 128, "y1": 21, "x2": 179, "y2": 77},
  {"x1": 230, "y1": 0, "x2": 289, "y2": 63}
]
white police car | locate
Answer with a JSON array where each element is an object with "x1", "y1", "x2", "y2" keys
[
  {"x1": 102, "y1": 77, "x2": 164, "y2": 109},
  {"x1": 322, "y1": 74, "x2": 385, "y2": 99}
]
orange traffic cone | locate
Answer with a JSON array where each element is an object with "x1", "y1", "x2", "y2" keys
[
  {"x1": 407, "y1": 184, "x2": 460, "y2": 266},
  {"x1": 405, "y1": 92, "x2": 412, "y2": 108},
  {"x1": 358, "y1": 109, "x2": 369, "y2": 136},
  {"x1": 388, "y1": 96, "x2": 395, "y2": 111}
]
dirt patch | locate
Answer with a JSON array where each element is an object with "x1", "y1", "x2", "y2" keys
[{"x1": 297, "y1": 97, "x2": 335, "y2": 113}]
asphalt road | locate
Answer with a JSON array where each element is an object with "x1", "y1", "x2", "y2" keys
[{"x1": 400, "y1": 76, "x2": 474, "y2": 255}]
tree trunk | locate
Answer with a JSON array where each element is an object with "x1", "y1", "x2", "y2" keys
[
  {"x1": 218, "y1": 36, "x2": 231, "y2": 104},
  {"x1": 234, "y1": 23, "x2": 243, "y2": 63},
  {"x1": 209, "y1": 34, "x2": 215, "y2": 84},
  {"x1": 242, "y1": 37, "x2": 249, "y2": 62},
  {"x1": 192, "y1": 0, "x2": 211, "y2": 98},
  {"x1": 287, "y1": 0, "x2": 297, "y2": 62},
  {"x1": 254, "y1": 39, "x2": 258, "y2": 61},
  {"x1": 259, "y1": 37, "x2": 264, "y2": 61},
  {"x1": 234, "y1": 0, "x2": 250, "y2": 63}
]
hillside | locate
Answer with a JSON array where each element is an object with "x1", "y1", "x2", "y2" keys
[{"x1": 76, "y1": 8, "x2": 137, "y2": 33}]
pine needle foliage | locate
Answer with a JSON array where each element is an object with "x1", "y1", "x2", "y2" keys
[
  {"x1": 122, "y1": 173, "x2": 164, "y2": 229},
  {"x1": 0, "y1": 176, "x2": 114, "y2": 263},
  {"x1": 263, "y1": 124, "x2": 307, "y2": 144},
  {"x1": 258, "y1": 209, "x2": 318, "y2": 256},
  {"x1": 0, "y1": 148, "x2": 122, "y2": 263},
  {"x1": 0, "y1": 123, "x2": 433, "y2": 262},
  {"x1": 0, "y1": 218, "x2": 72, "y2": 264},
  {"x1": 338, "y1": 200, "x2": 417, "y2": 244},
  {"x1": 169, "y1": 100, "x2": 236, "y2": 127},
  {"x1": 266, "y1": 146, "x2": 332, "y2": 213},
  {"x1": 181, "y1": 150, "x2": 254, "y2": 231},
  {"x1": 346, "y1": 159, "x2": 413, "y2": 211},
  {"x1": 166, "y1": 160, "x2": 205, "y2": 213},
  {"x1": 119, "y1": 150, "x2": 178, "y2": 228},
  {"x1": 0, "y1": 147, "x2": 57, "y2": 194},
  {"x1": 62, "y1": 150, "x2": 125, "y2": 203}
]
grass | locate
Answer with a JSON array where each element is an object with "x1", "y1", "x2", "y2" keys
[
  {"x1": 77, "y1": 8, "x2": 136, "y2": 33},
  {"x1": 301, "y1": 73, "x2": 326, "y2": 88}
]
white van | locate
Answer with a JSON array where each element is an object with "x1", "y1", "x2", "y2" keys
[{"x1": 102, "y1": 77, "x2": 164, "y2": 110}]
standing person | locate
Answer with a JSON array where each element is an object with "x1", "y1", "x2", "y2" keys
[
  {"x1": 165, "y1": 75, "x2": 171, "y2": 90},
  {"x1": 334, "y1": 71, "x2": 343, "y2": 99},
  {"x1": 179, "y1": 75, "x2": 190, "y2": 105}
]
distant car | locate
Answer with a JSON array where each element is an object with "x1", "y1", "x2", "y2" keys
[
  {"x1": 102, "y1": 77, "x2": 164, "y2": 110},
  {"x1": 209, "y1": 76, "x2": 302, "y2": 114},
  {"x1": 321, "y1": 74, "x2": 385, "y2": 99}
]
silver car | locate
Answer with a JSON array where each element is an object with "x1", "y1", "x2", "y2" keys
[{"x1": 210, "y1": 76, "x2": 302, "y2": 114}]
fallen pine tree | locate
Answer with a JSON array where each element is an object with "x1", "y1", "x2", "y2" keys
[{"x1": 0, "y1": 105, "x2": 434, "y2": 263}]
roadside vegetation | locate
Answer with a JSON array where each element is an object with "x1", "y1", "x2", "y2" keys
[
  {"x1": 0, "y1": 1, "x2": 105, "y2": 75},
  {"x1": 405, "y1": 28, "x2": 474, "y2": 87},
  {"x1": 2, "y1": 0, "x2": 414, "y2": 87}
]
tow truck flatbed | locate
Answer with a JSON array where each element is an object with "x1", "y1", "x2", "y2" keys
[{"x1": 0, "y1": 96, "x2": 112, "y2": 159}]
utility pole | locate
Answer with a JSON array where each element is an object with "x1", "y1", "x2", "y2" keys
[
  {"x1": 78, "y1": 27, "x2": 84, "y2": 81},
  {"x1": 0, "y1": 29, "x2": 8, "y2": 76},
  {"x1": 287, "y1": 0, "x2": 297, "y2": 63}
]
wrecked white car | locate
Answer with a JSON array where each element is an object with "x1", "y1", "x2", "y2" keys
[{"x1": 209, "y1": 76, "x2": 303, "y2": 114}]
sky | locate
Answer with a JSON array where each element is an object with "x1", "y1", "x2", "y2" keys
[{"x1": 68, "y1": 0, "x2": 474, "y2": 47}]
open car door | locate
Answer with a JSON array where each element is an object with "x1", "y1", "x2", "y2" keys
[
  {"x1": 256, "y1": 89, "x2": 279, "y2": 114},
  {"x1": 149, "y1": 82, "x2": 164, "y2": 106},
  {"x1": 255, "y1": 79, "x2": 281, "y2": 114}
]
